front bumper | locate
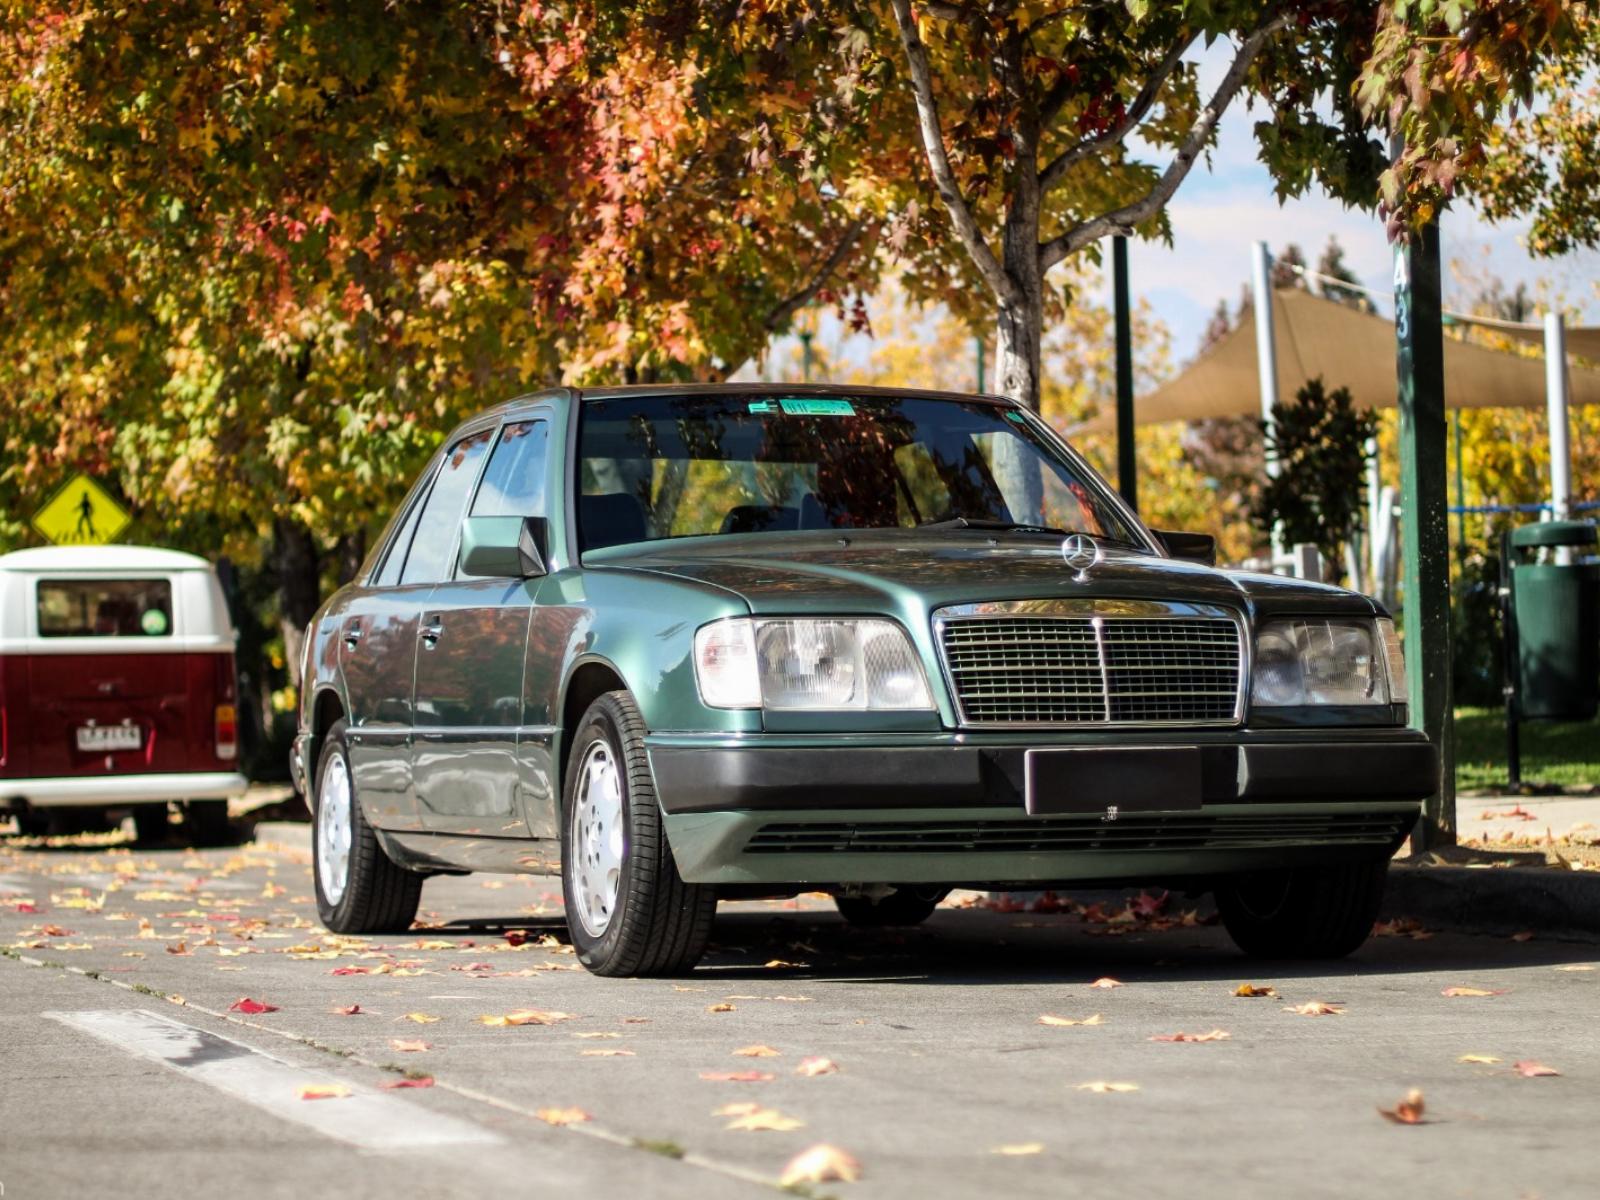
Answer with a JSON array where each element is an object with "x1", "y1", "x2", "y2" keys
[
  {"x1": 1, "y1": 772, "x2": 248, "y2": 808},
  {"x1": 647, "y1": 731, "x2": 1435, "y2": 886}
]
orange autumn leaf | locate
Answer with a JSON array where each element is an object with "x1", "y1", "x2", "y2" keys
[
  {"x1": 779, "y1": 1144, "x2": 863, "y2": 1186},
  {"x1": 795, "y1": 1057, "x2": 839, "y2": 1077},
  {"x1": 1149, "y1": 1029, "x2": 1231, "y2": 1043},
  {"x1": 707, "y1": 1003, "x2": 735, "y2": 1013},
  {"x1": 1284, "y1": 1001, "x2": 1345, "y2": 1016},
  {"x1": 229, "y1": 997, "x2": 279, "y2": 1014},
  {"x1": 479, "y1": 1009, "x2": 573, "y2": 1027},
  {"x1": 1234, "y1": 983, "x2": 1277, "y2": 998},
  {"x1": 1513, "y1": 1060, "x2": 1561, "y2": 1077},
  {"x1": 1442, "y1": 987, "x2": 1508, "y2": 998},
  {"x1": 733, "y1": 1045, "x2": 781, "y2": 1057},
  {"x1": 1377, "y1": 1088, "x2": 1426, "y2": 1124},
  {"x1": 1087, "y1": 977, "x2": 1123, "y2": 990},
  {"x1": 380, "y1": 1077, "x2": 433, "y2": 1089},
  {"x1": 536, "y1": 1107, "x2": 593, "y2": 1126},
  {"x1": 699, "y1": 1070, "x2": 774, "y2": 1082},
  {"x1": 725, "y1": 1106, "x2": 805, "y2": 1132},
  {"x1": 1038, "y1": 1013, "x2": 1102, "y2": 1027},
  {"x1": 390, "y1": 1039, "x2": 431, "y2": 1052},
  {"x1": 297, "y1": 1084, "x2": 351, "y2": 1101},
  {"x1": 332, "y1": 1004, "x2": 364, "y2": 1016}
]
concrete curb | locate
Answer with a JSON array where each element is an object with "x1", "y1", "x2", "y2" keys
[{"x1": 1384, "y1": 863, "x2": 1600, "y2": 939}]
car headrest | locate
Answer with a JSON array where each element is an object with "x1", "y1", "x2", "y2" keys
[
  {"x1": 720, "y1": 505, "x2": 800, "y2": 534},
  {"x1": 580, "y1": 492, "x2": 649, "y2": 551}
]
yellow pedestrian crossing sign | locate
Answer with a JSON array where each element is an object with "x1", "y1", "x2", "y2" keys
[{"x1": 32, "y1": 474, "x2": 132, "y2": 546}]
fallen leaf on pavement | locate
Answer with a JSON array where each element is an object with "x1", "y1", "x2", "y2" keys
[
  {"x1": 1510, "y1": 931, "x2": 1535, "y2": 943},
  {"x1": 381, "y1": 1077, "x2": 434, "y2": 1089},
  {"x1": 733, "y1": 1045, "x2": 781, "y2": 1057},
  {"x1": 699, "y1": 1070, "x2": 775, "y2": 1083},
  {"x1": 1513, "y1": 1060, "x2": 1561, "y2": 1077},
  {"x1": 1442, "y1": 987, "x2": 1508, "y2": 998},
  {"x1": 580, "y1": 1049, "x2": 634, "y2": 1057},
  {"x1": 795, "y1": 1057, "x2": 838, "y2": 1077},
  {"x1": 1554, "y1": 964, "x2": 1595, "y2": 972},
  {"x1": 536, "y1": 1107, "x2": 592, "y2": 1126},
  {"x1": 780, "y1": 1145, "x2": 862, "y2": 1186},
  {"x1": 1284, "y1": 1001, "x2": 1345, "y2": 1016},
  {"x1": 479, "y1": 1009, "x2": 573, "y2": 1027},
  {"x1": 331, "y1": 1004, "x2": 364, "y2": 1016},
  {"x1": 1087, "y1": 977, "x2": 1123, "y2": 989},
  {"x1": 1149, "y1": 1029, "x2": 1230, "y2": 1043},
  {"x1": 707, "y1": 1003, "x2": 735, "y2": 1013},
  {"x1": 330, "y1": 966, "x2": 371, "y2": 976},
  {"x1": 573, "y1": 1032, "x2": 621, "y2": 1040},
  {"x1": 229, "y1": 997, "x2": 278, "y2": 1014},
  {"x1": 298, "y1": 1084, "x2": 351, "y2": 1101},
  {"x1": 1377, "y1": 1088, "x2": 1426, "y2": 1124},
  {"x1": 401, "y1": 1012, "x2": 442, "y2": 1024},
  {"x1": 1076, "y1": 1081, "x2": 1139, "y2": 1093},
  {"x1": 1458, "y1": 1054, "x2": 1500, "y2": 1064},
  {"x1": 390, "y1": 1039, "x2": 431, "y2": 1052},
  {"x1": 1234, "y1": 983, "x2": 1277, "y2": 998},
  {"x1": 166, "y1": 941, "x2": 190, "y2": 956},
  {"x1": 725, "y1": 1107, "x2": 804, "y2": 1132},
  {"x1": 764, "y1": 959, "x2": 806, "y2": 969},
  {"x1": 1039, "y1": 1014, "x2": 1103, "y2": 1027},
  {"x1": 991, "y1": 1143, "x2": 1044, "y2": 1156}
]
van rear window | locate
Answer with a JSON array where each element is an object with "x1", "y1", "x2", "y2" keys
[{"x1": 37, "y1": 579, "x2": 174, "y2": 638}]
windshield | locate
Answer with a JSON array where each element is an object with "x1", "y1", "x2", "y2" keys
[{"x1": 575, "y1": 393, "x2": 1147, "y2": 553}]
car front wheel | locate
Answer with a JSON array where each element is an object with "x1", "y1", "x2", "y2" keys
[
  {"x1": 313, "y1": 719, "x2": 422, "y2": 934},
  {"x1": 561, "y1": 691, "x2": 715, "y2": 977},
  {"x1": 1215, "y1": 859, "x2": 1389, "y2": 959}
]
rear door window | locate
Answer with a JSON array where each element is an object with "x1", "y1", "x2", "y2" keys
[
  {"x1": 37, "y1": 579, "x2": 174, "y2": 638},
  {"x1": 472, "y1": 420, "x2": 550, "y2": 517},
  {"x1": 400, "y1": 429, "x2": 494, "y2": 585}
]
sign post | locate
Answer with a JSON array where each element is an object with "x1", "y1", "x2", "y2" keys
[
  {"x1": 31, "y1": 474, "x2": 132, "y2": 546},
  {"x1": 1393, "y1": 222, "x2": 1456, "y2": 848}
]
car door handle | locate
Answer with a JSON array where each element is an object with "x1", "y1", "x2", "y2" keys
[
  {"x1": 342, "y1": 620, "x2": 363, "y2": 650},
  {"x1": 420, "y1": 616, "x2": 444, "y2": 648}
]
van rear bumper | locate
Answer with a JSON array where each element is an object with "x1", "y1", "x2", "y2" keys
[{"x1": 0, "y1": 772, "x2": 247, "y2": 806}]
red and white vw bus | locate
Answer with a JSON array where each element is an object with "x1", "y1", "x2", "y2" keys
[{"x1": 0, "y1": 545, "x2": 246, "y2": 842}]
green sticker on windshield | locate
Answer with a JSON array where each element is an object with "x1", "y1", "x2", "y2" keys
[
  {"x1": 778, "y1": 398, "x2": 856, "y2": 417},
  {"x1": 1004, "y1": 410, "x2": 1027, "y2": 423},
  {"x1": 747, "y1": 399, "x2": 779, "y2": 414}
]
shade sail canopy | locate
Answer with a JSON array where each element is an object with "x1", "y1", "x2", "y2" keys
[
  {"x1": 1078, "y1": 287, "x2": 1600, "y2": 432},
  {"x1": 1459, "y1": 315, "x2": 1600, "y2": 362}
]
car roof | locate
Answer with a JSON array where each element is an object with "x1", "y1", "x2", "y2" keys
[{"x1": 0, "y1": 544, "x2": 214, "y2": 574}]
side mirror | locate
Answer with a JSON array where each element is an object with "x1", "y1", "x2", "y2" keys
[
  {"x1": 1153, "y1": 529, "x2": 1217, "y2": 567},
  {"x1": 460, "y1": 515, "x2": 548, "y2": 579}
]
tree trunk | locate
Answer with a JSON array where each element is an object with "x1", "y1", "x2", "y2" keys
[
  {"x1": 991, "y1": 174, "x2": 1046, "y2": 523},
  {"x1": 273, "y1": 517, "x2": 322, "y2": 682}
]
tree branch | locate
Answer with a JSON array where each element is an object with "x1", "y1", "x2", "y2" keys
[
  {"x1": 1038, "y1": 31, "x2": 1197, "y2": 190},
  {"x1": 1039, "y1": 12, "x2": 1286, "y2": 271},
  {"x1": 889, "y1": 0, "x2": 1020, "y2": 306},
  {"x1": 762, "y1": 217, "x2": 872, "y2": 335}
]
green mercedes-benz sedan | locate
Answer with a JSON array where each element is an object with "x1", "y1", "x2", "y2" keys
[{"x1": 291, "y1": 384, "x2": 1436, "y2": 976}]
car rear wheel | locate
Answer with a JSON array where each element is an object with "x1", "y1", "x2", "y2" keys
[
  {"x1": 1215, "y1": 859, "x2": 1389, "y2": 959},
  {"x1": 561, "y1": 691, "x2": 715, "y2": 977},
  {"x1": 313, "y1": 719, "x2": 422, "y2": 934},
  {"x1": 133, "y1": 804, "x2": 173, "y2": 844},
  {"x1": 835, "y1": 888, "x2": 947, "y2": 927}
]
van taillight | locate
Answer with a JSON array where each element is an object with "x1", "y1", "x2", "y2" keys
[{"x1": 215, "y1": 704, "x2": 238, "y2": 761}]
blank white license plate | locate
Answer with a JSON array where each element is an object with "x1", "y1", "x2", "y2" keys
[{"x1": 76, "y1": 724, "x2": 142, "y2": 753}]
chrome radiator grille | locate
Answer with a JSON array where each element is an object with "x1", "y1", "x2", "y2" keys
[{"x1": 936, "y1": 602, "x2": 1244, "y2": 726}]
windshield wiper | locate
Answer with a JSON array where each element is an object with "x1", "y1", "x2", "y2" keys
[{"x1": 914, "y1": 518, "x2": 1147, "y2": 551}]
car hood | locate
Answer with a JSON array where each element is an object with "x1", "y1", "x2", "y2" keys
[{"x1": 590, "y1": 532, "x2": 1374, "y2": 620}]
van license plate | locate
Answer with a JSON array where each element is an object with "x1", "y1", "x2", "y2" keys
[{"x1": 76, "y1": 724, "x2": 142, "y2": 753}]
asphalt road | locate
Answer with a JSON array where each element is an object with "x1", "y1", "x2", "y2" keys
[{"x1": 3, "y1": 821, "x2": 1597, "y2": 1200}]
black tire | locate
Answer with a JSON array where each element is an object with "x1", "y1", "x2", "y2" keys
[
  {"x1": 133, "y1": 804, "x2": 173, "y2": 844},
  {"x1": 1215, "y1": 859, "x2": 1389, "y2": 959},
  {"x1": 183, "y1": 800, "x2": 234, "y2": 847},
  {"x1": 835, "y1": 888, "x2": 946, "y2": 927},
  {"x1": 313, "y1": 719, "x2": 423, "y2": 934},
  {"x1": 561, "y1": 691, "x2": 715, "y2": 977}
]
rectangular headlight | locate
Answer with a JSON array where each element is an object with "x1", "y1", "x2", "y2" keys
[
  {"x1": 1252, "y1": 618, "x2": 1391, "y2": 707},
  {"x1": 694, "y1": 618, "x2": 933, "y2": 711}
]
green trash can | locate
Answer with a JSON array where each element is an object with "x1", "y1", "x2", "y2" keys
[{"x1": 1505, "y1": 520, "x2": 1600, "y2": 720}]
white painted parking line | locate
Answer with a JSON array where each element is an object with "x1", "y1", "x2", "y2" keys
[{"x1": 44, "y1": 1009, "x2": 501, "y2": 1150}]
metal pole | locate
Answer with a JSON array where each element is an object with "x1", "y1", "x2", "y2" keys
[
  {"x1": 1113, "y1": 235, "x2": 1137, "y2": 512},
  {"x1": 1453, "y1": 410, "x2": 1467, "y2": 554},
  {"x1": 1251, "y1": 241, "x2": 1283, "y2": 562},
  {"x1": 1394, "y1": 221, "x2": 1456, "y2": 848},
  {"x1": 975, "y1": 336, "x2": 986, "y2": 393},
  {"x1": 1500, "y1": 527, "x2": 1522, "y2": 791},
  {"x1": 1545, "y1": 311, "x2": 1571, "y2": 522}
]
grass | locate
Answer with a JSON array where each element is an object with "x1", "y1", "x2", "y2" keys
[{"x1": 1453, "y1": 705, "x2": 1600, "y2": 792}]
